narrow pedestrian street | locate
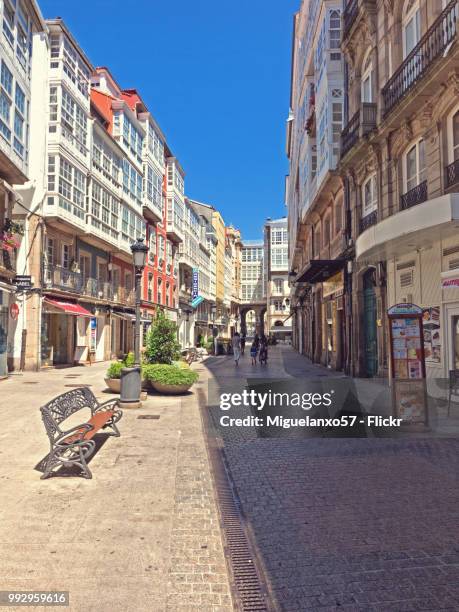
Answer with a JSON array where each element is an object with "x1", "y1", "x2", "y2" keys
[
  {"x1": 206, "y1": 346, "x2": 459, "y2": 611},
  {"x1": 0, "y1": 347, "x2": 459, "y2": 611}
]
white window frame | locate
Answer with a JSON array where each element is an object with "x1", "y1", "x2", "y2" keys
[
  {"x1": 403, "y1": 138, "x2": 426, "y2": 193},
  {"x1": 361, "y1": 50, "x2": 373, "y2": 103},
  {"x1": 362, "y1": 174, "x2": 378, "y2": 217},
  {"x1": 402, "y1": 0, "x2": 420, "y2": 59},
  {"x1": 448, "y1": 105, "x2": 459, "y2": 164}
]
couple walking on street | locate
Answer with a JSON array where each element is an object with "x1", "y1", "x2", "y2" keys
[{"x1": 232, "y1": 333, "x2": 268, "y2": 366}]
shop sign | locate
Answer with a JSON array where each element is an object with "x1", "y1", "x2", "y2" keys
[
  {"x1": 14, "y1": 275, "x2": 33, "y2": 290},
  {"x1": 9, "y1": 303, "x2": 19, "y2": 320},
  {"x1": 192, "y1": 268, "x2": 199, "y2": 300},
  {"x1": 441, "y1": 276, "x2": 459, "y2": 288},
  {"x1": 322, "y1": 271, "x2": 343, "y2": 299},
  {"x1": 388, "y1": 303, "x2": 423, "y2": 316},
  {"x1": 90, "y1": 317, "x2": 97, "y2": 352}
]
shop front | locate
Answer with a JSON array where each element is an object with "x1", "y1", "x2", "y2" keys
[
  {"x1": 321, "y1": 270, "x2": 345, "y2": 370},
  {"x1": 110, "y1": 310, "x2": 135, "y2": 358},
  {"x1": 41, "y1": 298, "x2": 92, "y2": 367},
  {"x1": 0, "y1": 285, "x2": 12, "y2": 377}
]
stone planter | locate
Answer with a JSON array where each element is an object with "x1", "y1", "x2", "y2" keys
[
  {"x1": 104, "y1": 378, "x2": 121, "y2": 393},
  {"x1": 150, "y1": 381, "x2": 194, "y2": 395}
]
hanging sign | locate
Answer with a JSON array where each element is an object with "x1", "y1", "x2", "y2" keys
[
  {"x1": 14, "y1": 275, "x2": 33, "y2": 290},
  {"x1": 192, "y1": 268, "x2": 199, "y2": 300},
  {"x1": 90, "y1": 317, "x2": 97, "y2": 352}
]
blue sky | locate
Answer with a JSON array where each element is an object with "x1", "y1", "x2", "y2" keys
[{"x1": 39, "y1": 0, "x2": 299, "y2": 239}]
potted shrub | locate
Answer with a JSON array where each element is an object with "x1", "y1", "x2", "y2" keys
[
  {"x1": 105, "y1": 361, "x2": 123, "y2": 392},
  {"x1": 145, "y1": 309, "x2": 181, "y2": 365},
  {"x1": 143, "y1": 363, "x2": 199, "y2": 395}
]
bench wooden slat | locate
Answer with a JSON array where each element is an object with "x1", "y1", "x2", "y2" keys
[{"x1": 61, "y1": 410, "x2": 115, "y2": 445}]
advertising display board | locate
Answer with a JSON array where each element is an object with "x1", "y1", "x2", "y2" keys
[{"x1": 388, "y1": 303, "x2": 427, "y2": 425}]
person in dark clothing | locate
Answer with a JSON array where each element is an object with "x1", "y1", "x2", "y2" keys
[{"x1": 240, "y1": 333, "x2": 246, "y2": 355}]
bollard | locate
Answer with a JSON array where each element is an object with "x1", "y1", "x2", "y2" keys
[{"x1": 119, "y1": 366, "x2": 142, "y2": 409}]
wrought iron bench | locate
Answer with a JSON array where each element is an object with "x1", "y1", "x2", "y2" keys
[{"x1": 40, "y1": 387, "x2": 123, "y2": 480}]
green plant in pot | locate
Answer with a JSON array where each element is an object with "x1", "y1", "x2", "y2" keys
[
  {"x1": 105, "y1": 361, "x2": 124, "y2": 392},
  {"x1": 143, "y1": 363, "x2": 199, "y2": 395},
  {"x1": 145, "y1": 309, "x2": 181, "y2": 365}
]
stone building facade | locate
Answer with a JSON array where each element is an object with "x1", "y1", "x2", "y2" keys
[{"x1": 288, "y1": 0, "x2": 459, "y2": 379}]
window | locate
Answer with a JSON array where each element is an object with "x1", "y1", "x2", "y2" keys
[
  {"x1": 273, "y1": 278, "x2": 283, "y2": 294},
  {"x1": 362, "y1": 174, "x2": 377, "y2": 216},
  {"x1": 361, "y1": 51, "x2": 373, "y2": 103},
  {"x1": 332, "y1": 102, "x2": 342, "y2": 162},
  {"x1": 13, "y1": 83, "x2": 25, "y2": 156},
  {"x1": 324, "y1": 217, "x2": 331, "y2": 245},
  {"x1": 405, "y1": 139, "x2": 425, "y2": 192},
  {"x1": 335, "y1": 202, "x2": 343, "y2": 233},
  {"x1": 450, "y1": 110, "x2": 459, "y2": 162},
  {"x1": 61, "y1": 88, "x2": 87, "y2": 154},
  {"x1": 157, "y1": 278, "x2": 163, "y2": 304},
  {"x1": 122, "y1": 158, "x2": 142, "y2": 203},
  {"x1": 329, "y1": 10, "x2": 341, "y2": 59},
  {"x1": 403, "y1": 0, "x2": 420, "y2": 58},
  {"x1": 3, "y1": 0, "x2": 14, "y2": 47},
  {"x1": 56, "y1": 156, "x2": 86, "y2": 219},
  {"x1": 47, "y1": 155, "x2": 56, "y2": 191},
  {"x1": 46, "y1": 238, "x2": 55, "y2": 266},
  {"x1": 122, "y1": 114, "x2": 143, "y2": 161}
]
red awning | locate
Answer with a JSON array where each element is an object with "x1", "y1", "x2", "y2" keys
[{"x1": 44, "y1": 298, "x2": 92, "y2": 317}]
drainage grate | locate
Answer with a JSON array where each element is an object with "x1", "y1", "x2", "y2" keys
[
  {"x1": 23, "y1": 381, "x2": 39, "y2": 384},
  {"x1": 64, "y1": 375, "x2": 82, "y2": 378},
  {"x1": 137, "y1": 414, "x2": 160, "y2": 420},
  {"x1": 198, "y1": 389, "x2": 271, "y2": 612}
]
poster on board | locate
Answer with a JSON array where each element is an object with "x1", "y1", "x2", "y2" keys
[{"x1": 422, "y1": 307, "x2": 441, "y2": 363}]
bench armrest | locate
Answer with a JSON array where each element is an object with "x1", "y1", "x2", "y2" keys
[{"x1": 92, "y1": 398, "x2": 120, "y2": 415}]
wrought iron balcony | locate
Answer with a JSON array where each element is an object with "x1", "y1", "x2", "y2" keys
[
  {"x1": 445, "y1": 158, "x2": 459, "y2": 190},
  {"x1": 382, "y1": 0, "x2": 458, "y2": 117},
  {"x1": 43, "y1": 265, "x2": 135, "y2": 305},
  {"x1": 400, "y1": 180, "x2": 428, "y2": 211},
  {"x1": 340, "y1": 103, "x2": 377, "y2": 159},
  {"x1": 343, "y1": 0, "x2": 359, "y2": 38},
  {"x1": 359, "y1": 210, "x2": 377, "y2": 233}
]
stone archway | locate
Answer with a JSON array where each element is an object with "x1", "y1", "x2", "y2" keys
[{"x1": 240, "y1": 304, "x2": 266, "y2": 337}]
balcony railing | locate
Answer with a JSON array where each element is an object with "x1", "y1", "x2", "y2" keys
[
  {"x1": 343, "y1": 0, "x2": 359, "y2": 38},
  {"x1": 445, "y1": 158, "x2": 459, "y2": 189},
  {"x1": 359, "y1": 210, "x2": 377, "y2": 233},
  {"x1": 43, "y1": 265, "x2": 135, "y2": 305},
  {"x1": 340, "y1": 103, "x2": 377, "y2": 159},
  {"x1": 382, "y1": 0, "x2": 458, "y2": 117},
  {"x1": 400, "y1": 180, "x2": 428, "y2": 211}
]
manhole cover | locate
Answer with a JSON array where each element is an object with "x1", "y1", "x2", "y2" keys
[
  {"x1": 137, "y1": 415, "x2": 160, "y2": 420},
  {"x1": 64, "y1": 384, "x2": 92, "y2": 388}
]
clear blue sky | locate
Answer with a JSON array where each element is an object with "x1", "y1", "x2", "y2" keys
[{"x1": 39, "y1": 0, "x2": 299, "y2": 239}]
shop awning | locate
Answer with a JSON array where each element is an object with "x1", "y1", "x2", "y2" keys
[
  {"x1": 295, "y1": 259, "x2": 345, "y2": 284},
  {"x1": 44, "y1": 298, "x2": 92, "y2": 317}
]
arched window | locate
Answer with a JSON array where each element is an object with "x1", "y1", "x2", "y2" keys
[
  {"x1": 361, "y1": 50, "x2": 373, "y2": 103},
  {"x1": 362, "y1": 174, "x2": 377, "y2": 216},
  {"x1": 335, "y1": 200, "x2": 343, "y2": 233},
  {"x1": 403, "y1": 0, "x2": 420, "y2": 58},
  {"x1": 404, "y1": 139, "x2": 425, "y2": 192}
]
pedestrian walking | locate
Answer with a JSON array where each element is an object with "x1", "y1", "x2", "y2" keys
[
  {"x1": 240, "y1": 333, "x2": 246, "y2": 355},
  {"x1": 232, "y1": 332, "x2": 241, "y2": 366},
  {"x1": 250, "y1": 341, "x2": 259, "y2": 365},
  {"x1": 259, "y1": 338, "x2": 268, "y2": 365}
]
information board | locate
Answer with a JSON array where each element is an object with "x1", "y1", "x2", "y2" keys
[{"x1": 388, "y1": 303, "x2": 427, "y2": 426}]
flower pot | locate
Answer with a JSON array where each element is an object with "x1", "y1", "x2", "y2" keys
[
  {"x1": 150, "y1": 381, "x2": 194, "y2": 395},
  {"x1": 104, "y1": 377, "x2": 121, "y2": 393}
]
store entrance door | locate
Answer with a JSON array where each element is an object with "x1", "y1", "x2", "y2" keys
[{"x1": 363, "y1": 269, "x2": 378, "y2": 377}]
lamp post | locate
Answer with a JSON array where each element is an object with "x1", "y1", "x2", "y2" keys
[
  {"x1": 131, "y1": 238, "x2": 148, "y2": 366},
  {"x1": 119, "y1": 238, "x2": 148, "y2": 409}
]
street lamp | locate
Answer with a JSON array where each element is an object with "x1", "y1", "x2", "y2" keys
[
  {"x1": 131, "y1": 237, "x2": 148, "y2": 366},
  {"x1": 119, "y1": 237, "x2": 148, "y2": 409}
]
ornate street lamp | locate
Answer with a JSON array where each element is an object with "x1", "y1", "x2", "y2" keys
[
  {"x1": 131, "y1": 238, "x2": 148, "y2": 366},
  {"x1": 119, "y1": 238, "x2": 148, "y2": 409}
]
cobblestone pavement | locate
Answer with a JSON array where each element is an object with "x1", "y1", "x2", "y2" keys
[
  {"x1": 205, "y1": 345, "x2": 459, "y2": 612},
  {"x1": 0, "y1": 362, "x2": 232, "y2": 612}
]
